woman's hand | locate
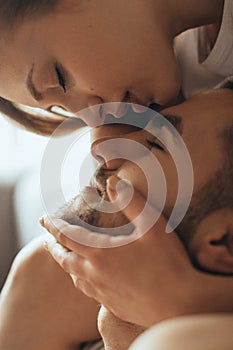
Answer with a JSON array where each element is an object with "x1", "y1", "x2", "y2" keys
[{"x1": 40, "y1": 179, "x2": 201, "y2": 327}]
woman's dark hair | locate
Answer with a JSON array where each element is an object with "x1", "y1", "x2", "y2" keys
[
  {"x1": 0, "y1": 97, "x2": 86, "y2": 136},
  {"x1": 0, "y1": 0, "x2": 84, "y2": 136}
]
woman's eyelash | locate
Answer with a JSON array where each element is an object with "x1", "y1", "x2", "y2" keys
[
  {"x1": 147, "y1": 139, "x2": 165, "y2": 151},
  {"x1": 55, "y1": 64, "x2": 66, "y2": 93}
]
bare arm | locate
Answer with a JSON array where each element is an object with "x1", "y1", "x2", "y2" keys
[
  {"x1": 129, "y1": 314, "x2": 233, "y2": 350},
  {"x1": 0, "y1": 235, "x2": 100, "y2": 350}
]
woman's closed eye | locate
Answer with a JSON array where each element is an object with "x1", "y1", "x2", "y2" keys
[{"x1": 55, "y1": 63, "x2": 67, "y2": 93}]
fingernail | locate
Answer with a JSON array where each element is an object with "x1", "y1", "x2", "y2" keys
[
  {"x1": 39, "y1": 215, "x2": 52, "y2": 228},
  {"x1": 39, "y1": 216, "x2": 46, "y2": 227}
]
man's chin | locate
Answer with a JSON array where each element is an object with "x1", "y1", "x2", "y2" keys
[{"x1": 54, "y1": 187, "x2": 133, "y2": 235}]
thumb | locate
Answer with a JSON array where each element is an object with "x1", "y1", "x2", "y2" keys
[
  {"x1": 107, "y1": 175, "x2": 171, "y2": 237},
  {"x1": 107, "y1": 176, "x2": 191, "y2": 263}
]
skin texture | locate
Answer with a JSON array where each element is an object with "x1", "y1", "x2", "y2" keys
[
  {"x1": 0, "y1": 1, "x2": 228, "y2": 348},
  {"x1": 90, "y1": 89, "x2": 230, "y2": 213},
  {"x1": 1, "y1": 90, "x2": 232, "y2": 350},
  {"x1": 98, "y1": 305, "x2": 145, "y2": 350},
  {"x1": 0, "y1": 235, "x2": 100, "y2": 350},
  {"x1": 42, "y1": 89, "x2": 233, "y2": 332},
  {"x1": 129, "y1": 314, "x2": 233, "y2": 350},
  {"x1": 0, "y1": 0, "x2": 224, "y2": 125}
]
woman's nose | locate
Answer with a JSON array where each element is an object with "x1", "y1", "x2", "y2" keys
[{"x1": 46, "y1": 87, "x2": 130, "y2": 126}]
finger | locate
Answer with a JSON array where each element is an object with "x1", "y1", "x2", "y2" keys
[
  {"x1": 107, "y1": 176, "x2": 191, "y2": 260},
  {"x1": 70, "y1": 274, "x2": 98, "y2": 300},
  {"x1": 107, "y1": 175, "x2": 171, "y2": 237},
  {"x1": 40, "y1": 216, "x2": 98, "y2": 255},
  {"x1": 45, "y1": 238, "x2": 86, "y2": 275},
  {"x1": 41, "y1": 215, "x2": 136, "y2": 249}
]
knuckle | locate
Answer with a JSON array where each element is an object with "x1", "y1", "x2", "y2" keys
[
  {"x1": 74, "y1": 278, "x2": 93, "y2": 298},
  {"x1": 59, "y1": 255, "x2": 69, "y2": 272},
  {"x1": 72, "y1": 276, "x2": 80, "y2": 289},
  {"x1": 90, "y1": 271, "x2": 104, "y2": 288},
  {"x1": 90, "y1": 249, "x2": 104, "y2": 268},
  {"x1": 57, "y1": 230, "x2": 66, "y2": 244}
]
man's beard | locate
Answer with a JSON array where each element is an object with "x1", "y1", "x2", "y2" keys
[
  {"x1": 54, "y1": 165, "x2": 203, "y2": 244},
  {"x1": 55, "y1": 167, "x2": 133, "y2": 234}
]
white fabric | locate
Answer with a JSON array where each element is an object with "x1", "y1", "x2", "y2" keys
[{"x1": 175, "y1": 0, "x2": 233, "y2": 98}]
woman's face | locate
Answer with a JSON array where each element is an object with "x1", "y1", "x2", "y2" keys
[{"x1": 0, "y1": 0, "x2": 180, "y2": 121}]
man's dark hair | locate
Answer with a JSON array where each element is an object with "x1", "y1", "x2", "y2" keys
[
  {"x1": 177, "y1": 123, "x2": 233, "y2": 239},
  {"x1": 176, "y1": 84, "x2": 233, "y2": 269}
]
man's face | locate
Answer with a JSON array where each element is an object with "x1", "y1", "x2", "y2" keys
[
  {"x1": 57, "y1": 89, "x2": 233, "y2": 239},
  {"x1": 0, "y1": 0, "x2": 180, "y2": 119},
  {"x1": 57, "y1": 89, "x2": 233, "y2": 227}
]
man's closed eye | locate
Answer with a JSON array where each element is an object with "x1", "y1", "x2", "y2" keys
[{"x1": 147, "y1": 138, "x2": 166, "y2": 152}]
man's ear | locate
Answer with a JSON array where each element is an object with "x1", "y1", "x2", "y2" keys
[{"x1": 190, "y1": 209, "x2": 233, "y2": 275}]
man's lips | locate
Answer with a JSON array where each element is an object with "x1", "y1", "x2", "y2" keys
[
  {"x1": 90, "y1": 176, "x2": 107, "y2": 198},
  {"x1": 79, "y1": 171, "x2": 113, "y2": 207}
]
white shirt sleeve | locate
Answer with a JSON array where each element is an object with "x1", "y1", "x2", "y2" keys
[{"x1": 175, "y1": 0, "x2": 233, "y2": 98}]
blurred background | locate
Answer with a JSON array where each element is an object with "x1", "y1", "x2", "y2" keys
[{"x1": 0, "y1": 115, "x2": 91, "y2": 289}]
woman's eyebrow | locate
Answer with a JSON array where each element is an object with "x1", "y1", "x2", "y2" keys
[{"x1": 27, "y1": 65, "x2": 43, "y2": 102}]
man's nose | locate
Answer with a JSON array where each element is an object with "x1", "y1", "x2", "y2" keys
[
  {"x1": 91, "y1": 130, "x2": 149, "y2": 171},
  {"x1": 91, "y1": 137, "x2": 125, "y2": 170}
]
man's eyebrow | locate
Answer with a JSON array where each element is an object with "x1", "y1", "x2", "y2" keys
[
  {"x1": 27, "y1": 65, "x2": 43, "y2": 102},
  {"x1": 160, "y1": 113, "x2": 183, "y2": 135}
]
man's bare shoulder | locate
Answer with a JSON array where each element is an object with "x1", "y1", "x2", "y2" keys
[{"x1": 129, "y1": 314, "x2": 233, "y2": 350}]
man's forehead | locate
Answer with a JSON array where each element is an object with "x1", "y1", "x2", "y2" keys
[
  {"x1": 158, "y1": 113, "x2": 183, "y2": 135},
  {"x1": 165, "y1": 90, "x2": 233, "y2": 133}
]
